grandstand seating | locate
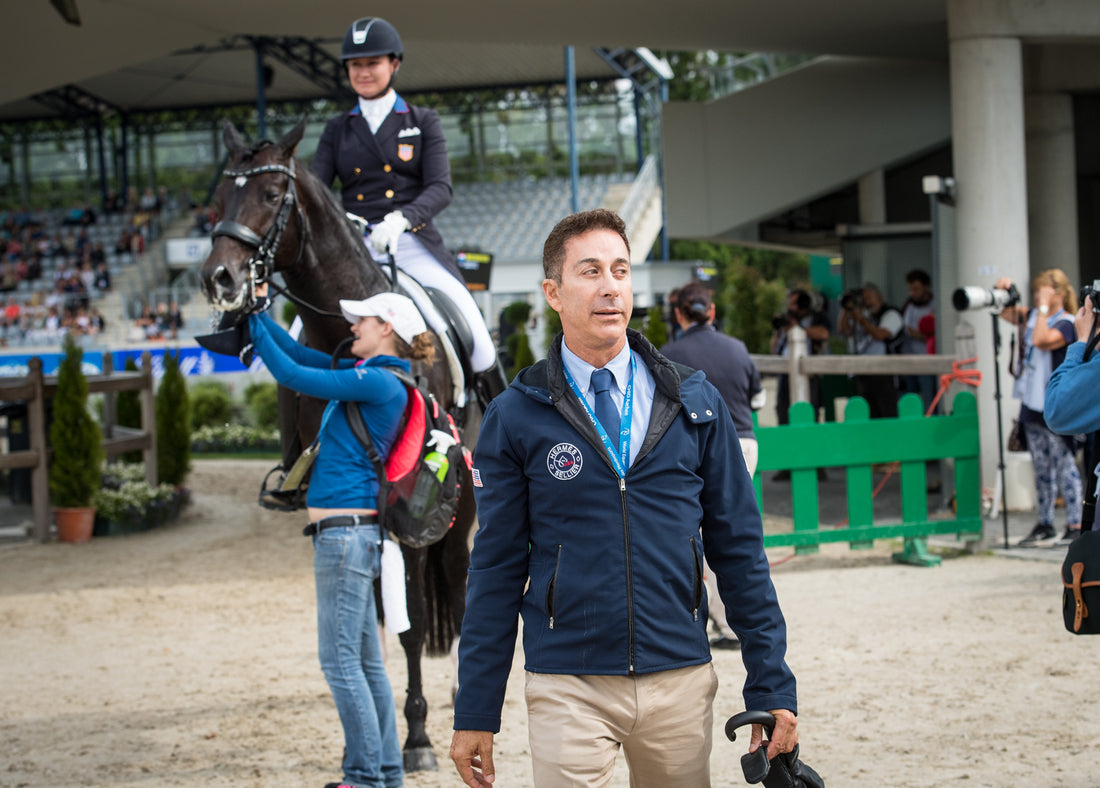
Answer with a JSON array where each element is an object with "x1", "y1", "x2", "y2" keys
[{"x1": 436, "y1": 172, "x2": 633, "y2": 262}]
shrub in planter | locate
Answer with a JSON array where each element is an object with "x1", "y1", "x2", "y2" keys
[
  {"x1": 189, "y1": 380, "x2": 233, "y2": 429},
  {"x1": 244, "y1": 381, "x2": 279, "y2": 430},
  {"x1": 157, "y1": 350, "x2": 191, "y2": 487},
  {"x1": 49, "y1": 333, "x2": 104, "y2": 510}
]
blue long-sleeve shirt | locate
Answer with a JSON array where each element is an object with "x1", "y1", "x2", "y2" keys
[
  {"x1": 248, "y1": 312, "x2": 407, "y2": 508},
  {"x1": 1044, "y1": 341, "x2": 1099, "y2": 436}
]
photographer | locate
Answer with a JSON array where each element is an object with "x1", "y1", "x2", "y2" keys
[
  {"x1": 997, "y1": 271, "x2": 1082, "y2": 546},
  {"x1": 836, "y1": 282, "x2": 902, "y2": 419},
  {"x1": 900, "y1": 269, "x2": 936, "y2": 412},
  {"x1": 771, "y1": 288, "x2": 829, "y2": 425},
  {"x1": 1043, "y1": 283, "x2": 1100, "y2": 534}
]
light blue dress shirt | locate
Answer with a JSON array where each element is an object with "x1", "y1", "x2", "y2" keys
[{"x1": 560, "y1": 340, "x2": 655, "y2": 467}]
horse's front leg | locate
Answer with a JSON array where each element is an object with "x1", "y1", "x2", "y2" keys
[{"x1": 399, "y1": 547, "x2": 437, "y2": 772}]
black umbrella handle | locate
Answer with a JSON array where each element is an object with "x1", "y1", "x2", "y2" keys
[{"x1": 725, "y1": 710, "x2": 776, "y2": 742}]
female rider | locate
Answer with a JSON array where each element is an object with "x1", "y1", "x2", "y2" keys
[
  {"x1": 247, "y1": 291, "x2": 432, "y2": 788},
  {"x1": 311, "y1": 16, "x2": 506, "y2": 408},
  {"x1": 996, "y1": 270, "x2": 1082, "y2": 547}
]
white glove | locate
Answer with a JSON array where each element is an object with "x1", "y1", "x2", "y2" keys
[{"x1": 369, "y1": 211, "x2": 410, "y2": 255}]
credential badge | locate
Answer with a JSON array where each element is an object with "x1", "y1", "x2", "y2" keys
[{"x1": 547, "y1": 442, "x2": 583, "y2": 481}]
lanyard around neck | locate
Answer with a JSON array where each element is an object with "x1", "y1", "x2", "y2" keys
[{"x1": 563, "y1": 353, "x2": 636, "y2": 478}]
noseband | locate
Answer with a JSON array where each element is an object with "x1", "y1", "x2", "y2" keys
[{"x1": 211, "y1": 158, "x2": 307, "y2": 307}]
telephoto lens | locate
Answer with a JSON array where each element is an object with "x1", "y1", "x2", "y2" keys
[{"x1": 952, "y1": 284, "x2": 1020, "y2": 312}]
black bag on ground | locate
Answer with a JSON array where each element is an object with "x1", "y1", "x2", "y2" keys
[
  {"x1": 1063, "y1": 530, "x2": 1100, "y2": 635},
  {"x1": 345, "y1": 368, "x2": 466, "y2": 549}
]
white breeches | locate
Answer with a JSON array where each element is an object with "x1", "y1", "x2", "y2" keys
[{"x1": 366, "y1": 233, "x2": 497, "y2": 372}]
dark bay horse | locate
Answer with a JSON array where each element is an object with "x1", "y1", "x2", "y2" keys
[{"x1": 199, "y1": 118, "x2": 476, "y2": 773}]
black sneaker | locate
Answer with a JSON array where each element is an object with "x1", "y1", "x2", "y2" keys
[
  {"x1": 710, "y1": 635, "x2": 741, "y2": 651},
  {"x1": 1055, "y1": 527, "x2": 1081, "y2": 547},
  {"x1": 1017, "y1": 524, "x2": 1056, "y2": 547}
]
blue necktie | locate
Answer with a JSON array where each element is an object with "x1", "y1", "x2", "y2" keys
[{"x1": 590, "y1": 368, "x2": 620, "y2": 450}]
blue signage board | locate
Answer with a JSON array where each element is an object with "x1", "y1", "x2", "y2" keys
[{"x1": 0, "y1": 346, "x2": 265, "y2": 379}]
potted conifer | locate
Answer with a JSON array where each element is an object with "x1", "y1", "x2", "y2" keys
[{"x1": 49, "y1": 334, "x2": 104, "y2": 542}]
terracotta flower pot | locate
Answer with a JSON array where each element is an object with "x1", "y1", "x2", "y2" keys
[{"x1": 55, "y1": 506, "x2": 96, "y2": 543}]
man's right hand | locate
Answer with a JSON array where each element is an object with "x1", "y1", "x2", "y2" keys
[{"x1": 450, "y1": 730, "x2": 496, "y2": 786}]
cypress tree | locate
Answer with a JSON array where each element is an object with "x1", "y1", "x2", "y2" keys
[
  {"x1": 156, "y1": 350, "x2": 191, "y2": 486},
  {"x1": 49, "y1": 334, "x2": 103, "y2": 508}
]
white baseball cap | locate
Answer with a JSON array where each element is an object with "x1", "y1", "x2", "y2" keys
[{"x1": 339, "y1": 293, "x2": 427, "y2": 345}]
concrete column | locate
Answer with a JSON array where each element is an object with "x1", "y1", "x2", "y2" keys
[
  {"x1": 858, "y1": 169, "x2": 886, "y2": 224},
  {"x1": 1026, "y1": 92, "x2": 1080, "y2": 286},
  {"x1": 856, "y1": 169, "x2": 888, "y2": 287},
  {"x1": 949, "y1": 34, "x2": 1029, "y2": 492}
]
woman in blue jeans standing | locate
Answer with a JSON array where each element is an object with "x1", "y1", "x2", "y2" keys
[
  {"x1": 996, "y1": 270, "x2": 1082, "y2": 547},
  {"x1": 247, "y1": 290, "x2": 432, "y2": 788}
]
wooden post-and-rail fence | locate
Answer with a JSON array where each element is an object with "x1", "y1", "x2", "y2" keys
[{"x1": 0, "y1": 352, "x2": 157, "y2": 542}]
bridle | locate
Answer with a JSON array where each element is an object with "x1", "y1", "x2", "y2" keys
[{"x1": 211, "y1": 157, "x2": 340, "y2": 318}]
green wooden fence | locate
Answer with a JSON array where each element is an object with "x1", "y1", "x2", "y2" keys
[{"x1": 752, "y1": 391, "x2": 981, "y2": 566}]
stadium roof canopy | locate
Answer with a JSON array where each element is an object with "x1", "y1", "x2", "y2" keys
[{"x1": 3, "y1": 0, "x2": 949, "y2": 121}]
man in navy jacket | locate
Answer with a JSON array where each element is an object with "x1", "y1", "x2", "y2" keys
[{"x1": 450, "y1": 209, "x2": 798, "y2": 787}]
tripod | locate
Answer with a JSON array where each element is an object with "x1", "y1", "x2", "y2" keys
[{"x1": 990, "y1": 312, "x2": 1011, "y2": 549}]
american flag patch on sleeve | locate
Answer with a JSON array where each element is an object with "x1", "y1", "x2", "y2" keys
[{"x1": 472, "y1": 468, "x2": 483, "y2": 487}]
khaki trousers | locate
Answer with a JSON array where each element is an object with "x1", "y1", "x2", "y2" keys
[{"x1": 524, "y1": 663, "x2": 718, "y2": 787}]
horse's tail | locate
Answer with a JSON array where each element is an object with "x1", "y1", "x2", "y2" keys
[{"x1": 422, "y1": 538, "x2": 459, "y2": 656}]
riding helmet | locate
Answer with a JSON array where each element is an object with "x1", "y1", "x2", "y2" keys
[{"x1": 341, "y1": 17, "x2": 403, "y2": 61}]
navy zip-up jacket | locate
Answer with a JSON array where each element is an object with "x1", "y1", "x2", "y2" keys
[{"x1": 454, "y1": 330, "x2": 796, "y2": 733}]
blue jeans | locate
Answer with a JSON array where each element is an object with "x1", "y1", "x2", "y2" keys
[{"x1": 314, "y1": 525, "x2": 404, "y2": 788}]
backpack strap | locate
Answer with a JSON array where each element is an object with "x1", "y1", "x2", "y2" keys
[
  {"x1": 342, "y1": 366, "x2": 422, "y2": 529},
  {"x1": 344, "y1": 398, "x2": 391, "y2": 528}
]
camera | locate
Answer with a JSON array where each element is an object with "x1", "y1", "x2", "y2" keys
[
  {"x1": 951, "y1": 284, "x2": 1020, "y2": 312},
  {"x1": 772, "y1": 313, "x2": 792, "y2": 331},
  {"x1": 1080, "y1": 279, "x2": 1100, "y2": 313},
  {"x1": 840, "y1": 288, "x2": 864, "y2": 311}
]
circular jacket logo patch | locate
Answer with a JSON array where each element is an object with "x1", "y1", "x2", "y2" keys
[{"x1": 547, "y1": 442, "x2": 583, "y2": 480}]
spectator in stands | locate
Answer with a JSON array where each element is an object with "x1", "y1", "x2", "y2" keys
[
  {"x1": 115, "y1": 228, "x2": 133, "y2": 255},
  {"x1": 166, "y1": 301, "x2": 184, "y2": 339},
  {"x1": 79, "y1": 263, "x2": 95, "y2": 295},
  {"x1": 139, "y1": 188, "x2": 159, "y2": 213},
  {"x1": 88, "y1": 307, "x2": 106, "y2": 335},
  {"x1": 135, "y1": 305, "x2": 160, "y2": 340},
  {"x1": 103, "y1": 189, "x2": 124, "y2": 214},
  {"x1": 93, "y1": 261, "x2": 111, "y2": 291},
  {"x1": 311, "y1": 15, "x2": 507, "y2": 408}
]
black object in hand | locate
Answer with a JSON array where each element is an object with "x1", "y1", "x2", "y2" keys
[{"x1": 725, "y1": 710, "x2": 824, "y2": 788}]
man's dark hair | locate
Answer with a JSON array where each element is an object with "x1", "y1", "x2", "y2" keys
[
  {"x1": 675, "y1": 281, "x2": 712, "y2": 326},
  {"x1": 905, "y1": 268, "x2": 931, "y2": 287},
  {"x1": 790, "y1": 288, "x2": 812, "y2": 312},
  {"x1": 542, "y1": 208, "x2": 630, "y2": 283}
]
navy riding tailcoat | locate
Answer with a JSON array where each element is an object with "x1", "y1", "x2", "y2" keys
[
  {"x1": 453, "y1": 330, "x2": 796, "y2": 733},
  {"x1": 311, "y1": 94, "x2": 462, "y2": 280}
]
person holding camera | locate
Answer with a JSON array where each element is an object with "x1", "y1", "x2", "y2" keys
[
  {"x1": 899, "y1": 269, "x2": 937, "y2": 412},
  {"x1": 1044, "y1": 283, "x2": 1100, "y2": 534},
  {"x1": 836, "y1": 282, "x2": 903, "y2": 419},
  {"x1": 996, "y1": 270, "x2": 1082, "y2": 547},
  {"x1": 771, "y1": 289, "x2": 829, "y2": 411}
]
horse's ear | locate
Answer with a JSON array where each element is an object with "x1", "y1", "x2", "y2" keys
[
  {"x1": 222, "y1": 120, "x2": 246, "y2": 158},
  {"x1": 278, "y1": 118, "x2": 308, "y2": 159}
]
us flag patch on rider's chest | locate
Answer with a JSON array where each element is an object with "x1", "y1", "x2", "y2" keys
[{"x1": 472, "y1": 467, "x2": 483, "y2": 488}]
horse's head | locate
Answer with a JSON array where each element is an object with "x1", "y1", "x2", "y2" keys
[{"x1": 200, "y1": 118, "x2": 307, "y2": 314}]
